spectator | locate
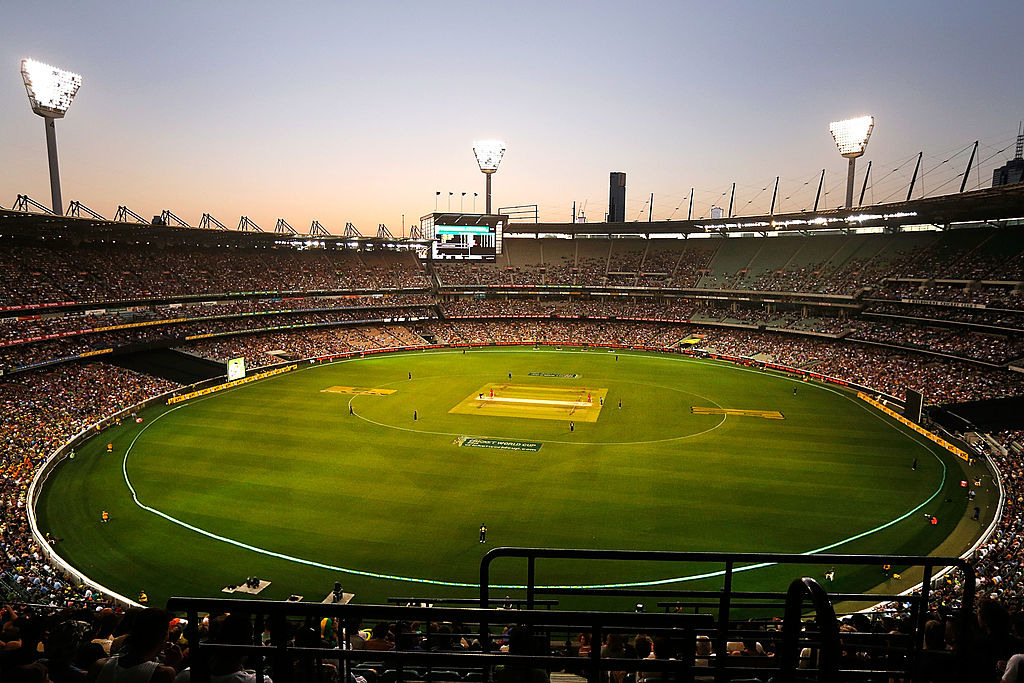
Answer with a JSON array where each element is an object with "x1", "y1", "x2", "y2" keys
[{"x1": 88, "y1": 607, "x2": 178, "y2": 683}]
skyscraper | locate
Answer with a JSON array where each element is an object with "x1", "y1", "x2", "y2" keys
[
  {"x1": 993, "y1": 130, "x2": 1024, "y2": 187},
  {"x1": 608, "y1": 172, "x2": 626, "y2": 222}
]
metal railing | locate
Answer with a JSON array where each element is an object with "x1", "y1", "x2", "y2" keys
[
  {"x1": 166, "y1": 549, "x2": 975, "y2": 683},
  {"x1": 479, "y1": 548, "x2": 976, "y2": 682},
  {"x1": 167, "y1": 599, "x2": 717, "y2": 682}
]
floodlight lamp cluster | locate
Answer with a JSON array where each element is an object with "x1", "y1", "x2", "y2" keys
[
  {"x1": 21, "y1": 58, "x2": 82, "y2": 118},
  {"x1": 829, "y1": 115, "x2": 874, "y2": 158},
  {"x1": 472, "y1": 140, "x2": 506, "y2": 173}
]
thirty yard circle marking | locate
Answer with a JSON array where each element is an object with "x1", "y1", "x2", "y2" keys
[{"x1": 117, "y1": 350, "x2": 949, "y2": 589}]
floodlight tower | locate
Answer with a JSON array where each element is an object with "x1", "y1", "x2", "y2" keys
[
  {"x1": 472, "y1": 140, "x2": 506, "y2": 214},
  {"x1": 20, "y1": 59, "x2": 83, "y2": 215},
  {"x1": 829, "y1": 115, "x2": 874, "y2": 209}
]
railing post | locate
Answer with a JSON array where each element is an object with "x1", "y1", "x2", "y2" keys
[
  {"x1": 909, "y1": 563, "x2": 935, "y2": 680},
  {"x1": 479, "y1": 551, "x2": 492, "y2": 608},
  {"x1": 714, "y1": 560, "x2": 733, "y2": 683},
  {"x1": 677, "y1": 616, "x2": 696, "y2": 676},
  {"x1": 480, "y1": 550, "x2": 492, "y2": 660},
  {"x1": 255, "y1": 612, "x2": 267, "y2": 683},
  {"x1": 186, "y1": 608, "x2": 210, "y2": 683},
  {"x1": 961, "y1": 559, "x2": 976, "y2": 614},
  {"x1": 780, "y1": 577, "x2": 839, "y2": 683},
  {"x1": 527, "y1": 556, "x2": 536, "y2": 610},
  {"x1": 272, "y1": 612, "x2": 290, "y2": 683},
  {"x1": 589, "y1": 623, "x2": 602, "y2": 683}
]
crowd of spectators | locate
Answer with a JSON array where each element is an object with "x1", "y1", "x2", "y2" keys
[
  {"x1": 4, "y1": 599, "x2": 1024, "y2": 682},
  {"x1": 183, "y1": 325, "x2": 428, "y2": 368},
  {"x1": 440, "y1": 297, "x2": 699, "y2": 321},
  {"x1": 432, "y1": 229, "x2": 1024, "y2": 304},
  {"x1": 0, "y1": 307, "x2": 437, "y2": 372},
  {"x1": 921, "y1": 430, "x2": 1024, "y2": 611},
  {"x1": 877, "y1": 237, "x2": 1024, "y2": 283},
  {"x1": 420, "y1": 321, "x2": 1024, "y2": 404},
  {"x1": 436, "y1": 295, "x2": 1024, "y2": 366},
  {"x1": 607, "y1": 247, "x2": 645, "y2": 273},
  {"x1": 871, "y1": 282, "x2": 1024, "y2": 308},
  {"x1": 0, "y1": 294, "x2": 434, "y2": 348},
  {"x1": 0, "y1": 243, "x2": 429, "y2": 308},
  {"x1": 856, "y1": 430, "x2": 1024, "y2": 681},
  {"x1": 690, "y1": 326, "x2": 1023, "y2": 403},
  {"x1": 5, "y1": 234, "x2": 1024, "y2": 380},
  {"x1": 635, "y1": 245, "x2": 684, "y2": 276},
  {"x1": 864, "y1": 303, "x2": 1024, "y2": 331},
  {"x1": 439, "y1": 298, "x2": 854, "y2": 336},
  {"x1": 1, "y1": 363, "x2": 178, "y2": 608},
  {"x1": 848, "y1": 321, "x2": 1024, "y2": 364},
  {"x1": 425, "y1": 320, "x2": 688, "y2": 349}
]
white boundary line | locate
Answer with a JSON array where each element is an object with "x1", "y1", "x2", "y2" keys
[
  {"x1": 116, "y1": 349, "x2": 955, "y2": 590},
  {"x1": 27, "y1": 345, "x2": 997, "y2": 600}
]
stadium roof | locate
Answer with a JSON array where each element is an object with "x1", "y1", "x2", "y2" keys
[
  {"x1": 506, "y1": 183, "x2": 1024, "y2": 236},
  {"x1": 1, "y1": 183, "x2": 1023, "y2": 244},
  {"x1": 0, "y1": 206, "x2": 430, "y2": 248}
]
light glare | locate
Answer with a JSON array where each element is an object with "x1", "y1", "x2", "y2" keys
[
  {"x1": 829, "y1": 115, "x2": 874, "y2": 157},
  {"x1": 472, "y1": 140, "x2": 506, "y2": 173},
  {"x1": 21, "y1": 58, "x2": 82, "y2": 118}
]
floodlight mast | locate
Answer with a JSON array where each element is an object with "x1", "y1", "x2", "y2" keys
[
  {"x1": 472, "y1": 140, "x2": 505, "y2": 214},
  {"x1": 42, "y1": 120, "x2": 62, "y2": 214},
  {"x1": 829, "y1": 116, "x2": 873, "y2": 209},
  {"x1": 21, "y1": 59, "x2": 82, "y2": 215}
]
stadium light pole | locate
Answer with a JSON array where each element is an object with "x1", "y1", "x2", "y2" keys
[
  {"x1": 829, "y1": 116, "x2": 874, "y2": 209},
  {"x1": 21, "y1": 59, "x2": 82, "y2": 216},
  {"x1": 472, "y1": 140, "x2": 506, "y2": 214}
]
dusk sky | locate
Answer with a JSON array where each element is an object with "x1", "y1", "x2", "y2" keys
[{"x1": 2, "y1": 1, "x2": 1022, "y2": 234}]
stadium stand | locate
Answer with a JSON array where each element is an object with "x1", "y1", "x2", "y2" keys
[
  {"x1": 1, "y1": 363, "x2": 178, "y2": 607},
  {"x1": 9, "y1": 206, "x2": 1024, "y2": 680},
  {"x1": 0, "y1": 243, "x2": 429, "y2": 307}
]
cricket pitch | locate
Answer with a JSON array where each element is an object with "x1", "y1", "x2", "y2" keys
[{"x1": 449, "y1": 383, "x2": 608, "y2": 422}]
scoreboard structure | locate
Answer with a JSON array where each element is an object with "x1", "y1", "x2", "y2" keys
[
  {"x1": 226, "y1": 357, "x2": 246, "y2": 381},
  {"x1": 420, "y1": 212, "x2": 504, "y2": 261}
]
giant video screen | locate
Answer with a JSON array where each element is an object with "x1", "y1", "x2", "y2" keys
[
  {"x1": 431, "y1": 224, "x2": 496, "y2": 260},
  {"x1": 227, "y1": 357, "x2": 246, "y2": 381}
]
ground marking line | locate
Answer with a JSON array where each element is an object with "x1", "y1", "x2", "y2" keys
[
  {"x1": 691, "y1": 407, "x2": 784, "y2": 419},
  {"x1": 479, "y1": 396, "x2": 593, "y2": 407}
]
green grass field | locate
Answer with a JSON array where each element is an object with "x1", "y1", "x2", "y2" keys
[{"x1": 36, "y1": 348, "x2": 990, "y2": 609}]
